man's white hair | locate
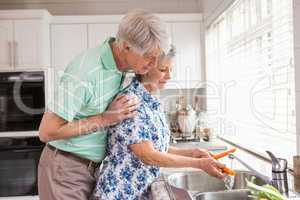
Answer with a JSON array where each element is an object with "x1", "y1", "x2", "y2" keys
[{"x1": 116, "y1": 9, "x2": 169, "y2": 55}]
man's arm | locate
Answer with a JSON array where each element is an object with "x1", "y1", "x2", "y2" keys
[{"x1": 39, "y1": 95, "x2": 139, "y2": 142}]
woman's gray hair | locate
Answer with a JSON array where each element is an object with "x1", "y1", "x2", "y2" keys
[
  {"x1": 116, "y1": 9, "x2": 169, "y2": 55},
  {"x1": 136, "y1": 45, "x2": 176, "y2": 82},
  {"x1": 157, "y1": 44, "x2": 176, "y2": 65},
  {"x1": 164, "y1": 44, "x2": 176, "y2": 60}
]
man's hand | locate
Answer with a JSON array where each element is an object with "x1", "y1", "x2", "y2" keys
[
  {"x1": 191, "y1": 148, "x2": 211, "y2": 158},
  {"x1": 101, "y1": 94, "x2": 139, "y2": 126},
  {"x1": 194, "y1": 157, "x2": 226, "y2": 179}
]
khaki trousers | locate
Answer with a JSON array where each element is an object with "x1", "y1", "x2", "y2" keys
[{"x1": 38, "y1": 145, "x2": 99, "y2": 200}]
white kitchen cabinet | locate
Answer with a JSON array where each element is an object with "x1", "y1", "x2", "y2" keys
[
  {"x1": 50, "y1": 14, "x2": 203, "y2": 89},
  {"x1": 167, "y1": 22, "x2": 202, "y2": 89},
  {"x1": 0, "y1": 20, "x2": 13, "y2": 69},
  {"x1": 50, "y1": 24, "x2": 88, "y2": 110},
  {"x1": 51, "y1": 24, "x2": 88, "y2": 72},
  {"x1": 0, "y1": 10, "x2": 51, "y2": 71},
  {"x1": 14, "y1": 20, "x2": 50, "y2": 69},
  {"x1": 88, "y1": 23, "x2": 118, "y2": 48}
]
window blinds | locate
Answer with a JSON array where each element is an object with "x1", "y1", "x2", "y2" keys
[{"x1": 205, "y1": 0, "x2": 295, "y2": 161}]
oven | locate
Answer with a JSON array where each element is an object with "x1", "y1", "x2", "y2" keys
[
  {"x1": 0, "y1": 71, "x2": 45, "y2": 132},
  {"x1": 0, "y1": 137, "x2": 44, "y2": 197},
  {"x1": 0, "y1": 71, "x2": 45, "y2": 198}
]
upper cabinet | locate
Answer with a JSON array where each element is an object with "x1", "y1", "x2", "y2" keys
[
  {"x1": 166, "y1": 22, "x2": 202, "y2": 89},
  {"x1": 50, "y1": 14, "x2": 203, "y2": 89},
  {"x1": 0, "y1": 10, "x2": 51, "y2": 70},
  {"x1": 0, "y1": 20, "x2": 13, "y2": 69},
  {"x1": 50, "y1": 23, "x2": 118, "y2": 73},
  {"x1": 14, "y1": 20, "x2": 50, "y2": 69},
  {"x1": 88, "y1": 23, "x2": 118, "y2": 48},
  {"x1": 51, "y1": 24, "x2": 88, "y2": 71}
]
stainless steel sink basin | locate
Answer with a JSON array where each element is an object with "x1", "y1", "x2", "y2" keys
[
  {"x1": 170, "y1": 141, "x2": 227, "y2": 151},
  {"x1": 168, "y1": 171, "x2": 225, "y2": 195},
  {"x1": 167, "y1": 170, "x2": 267, "y2": 196},
  {"x1": 195, "y1": 189, "x2": 253, "y2": 200}
]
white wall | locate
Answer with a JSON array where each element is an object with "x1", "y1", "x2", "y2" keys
[
  {"x1": 0, "y1": 0, "x2": 202, "y2": 15},
  {"x1": 294, "y1": 0, "x2": 300, "y2": 154}
]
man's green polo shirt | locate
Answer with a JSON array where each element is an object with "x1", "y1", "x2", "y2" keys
[{"x1": 48, "y1": 38, "x2": 124, "y2": 162}]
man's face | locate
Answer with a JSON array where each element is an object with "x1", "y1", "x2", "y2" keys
[{"x1": 123, "y1": 44, "x2": 162, "y2": 75}]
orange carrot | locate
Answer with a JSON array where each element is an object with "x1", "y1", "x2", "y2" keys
[
  {"x1": 212, "y1": 148, "x2": 237, "y2": 160},
  {"x1": 222, "y1": 167, "x2": 236, "y2": 176}
]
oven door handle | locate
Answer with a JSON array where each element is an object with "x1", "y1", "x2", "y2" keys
[
  {"x1": 12, "y1": 148, "x2": 42, "y2": 153},
  {"x1": 0, "y1": 146, "x2": 44, "y2": 152}
]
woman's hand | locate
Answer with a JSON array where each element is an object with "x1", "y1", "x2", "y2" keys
[
  {"x1": 191, "y1": 148, "x2": 211, "y2": 158},
  {"x1": 193, "y1": 157, "x2": 226, "y2": 179}
]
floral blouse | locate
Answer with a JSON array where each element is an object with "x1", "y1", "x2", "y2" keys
[{"x1": 93, "y1": 78, "x2": 170, "y2": 200}]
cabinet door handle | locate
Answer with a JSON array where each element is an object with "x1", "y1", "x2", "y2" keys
[
  {"x1": 8, "y1": 41, "x2": 13, "y2": 67},
  {"x1": 13, "y1": 41, "x2": 18, "y2": 67}
]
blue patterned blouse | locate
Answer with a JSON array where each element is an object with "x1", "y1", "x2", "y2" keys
[{"x1": 94, "y1": 78, "x2": 170, "y2": 200}]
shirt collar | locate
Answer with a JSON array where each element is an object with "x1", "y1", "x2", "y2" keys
[{"x1": 99, "y1": 37, "x2": 119, "y2": 71}]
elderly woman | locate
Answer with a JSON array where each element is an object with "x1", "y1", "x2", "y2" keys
[{"x1": 93, "y1": 47, "x2": 225, "y2": 200}]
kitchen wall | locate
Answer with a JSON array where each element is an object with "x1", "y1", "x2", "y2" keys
[{"x1": 0, "y1": 0, "x2": 202, "y2": 15}]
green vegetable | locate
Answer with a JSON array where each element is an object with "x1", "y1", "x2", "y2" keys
[{"x1": 246, "y1": 179, "x2": 287, "y2": 200}]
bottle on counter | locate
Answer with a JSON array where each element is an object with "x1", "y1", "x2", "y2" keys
[{"x1": 197, "y1": 111, "x2": 214, "y2": 142}]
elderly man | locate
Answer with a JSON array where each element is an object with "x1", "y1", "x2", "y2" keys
[{"x1": 38, "y1": 10, "x2": 168, "y2": 200}]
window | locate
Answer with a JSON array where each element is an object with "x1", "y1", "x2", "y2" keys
[{"x1": 205, "y1": 0, "x2": 295, "y2": 164}]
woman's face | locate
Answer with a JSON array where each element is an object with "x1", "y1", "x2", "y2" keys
[{"x1": 142, "y1": 57, "x2": 172, "y2": 91}]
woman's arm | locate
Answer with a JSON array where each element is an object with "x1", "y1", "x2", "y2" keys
[
  {"x1": 130, "y1": 141, "x2": 225, "y2": 179},
  {"x1": 168, "y1": 146, "x2": 211, "y2": 158}
]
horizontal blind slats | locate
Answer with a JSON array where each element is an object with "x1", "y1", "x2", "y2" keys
[{"x1": 205, "y1": 0, "x2": 296, "y2": 161}]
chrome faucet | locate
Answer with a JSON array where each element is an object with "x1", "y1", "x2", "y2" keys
[
  {"x1": 266, "y1": 151, "x2": 289, "y2": 196},
  {"x1": 228, "y1": 153, "x2": 272, "y2": 185},
  {"x1": 229, "y1": 151, "x2": 289, "y2": 196}
]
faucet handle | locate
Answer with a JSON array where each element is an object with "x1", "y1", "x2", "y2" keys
[{"x1": 266, "y1": 151, "x2": 282, "y2": 171}]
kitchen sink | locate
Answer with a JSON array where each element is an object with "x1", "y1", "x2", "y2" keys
[
  {"x1": 170, "y1": 141, "x2": 227, "y2": 151},
  {"x1": 194, "y1": 189, "x2": 253, "y2": 200},
  {"x1": 167, "y1": 170, "x2": 267, "y2": 196},
  {"x1": 168, "y1": 170, "x2": 225, "y2": 195}
]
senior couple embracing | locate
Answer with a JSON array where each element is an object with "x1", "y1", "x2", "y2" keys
[{"x1": 38, "y1": 9, "x2": 226, "y2": 200}]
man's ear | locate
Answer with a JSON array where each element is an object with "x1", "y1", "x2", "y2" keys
[{"x1": 123, "y1": 41, "x2": 131, "y2": 52}]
